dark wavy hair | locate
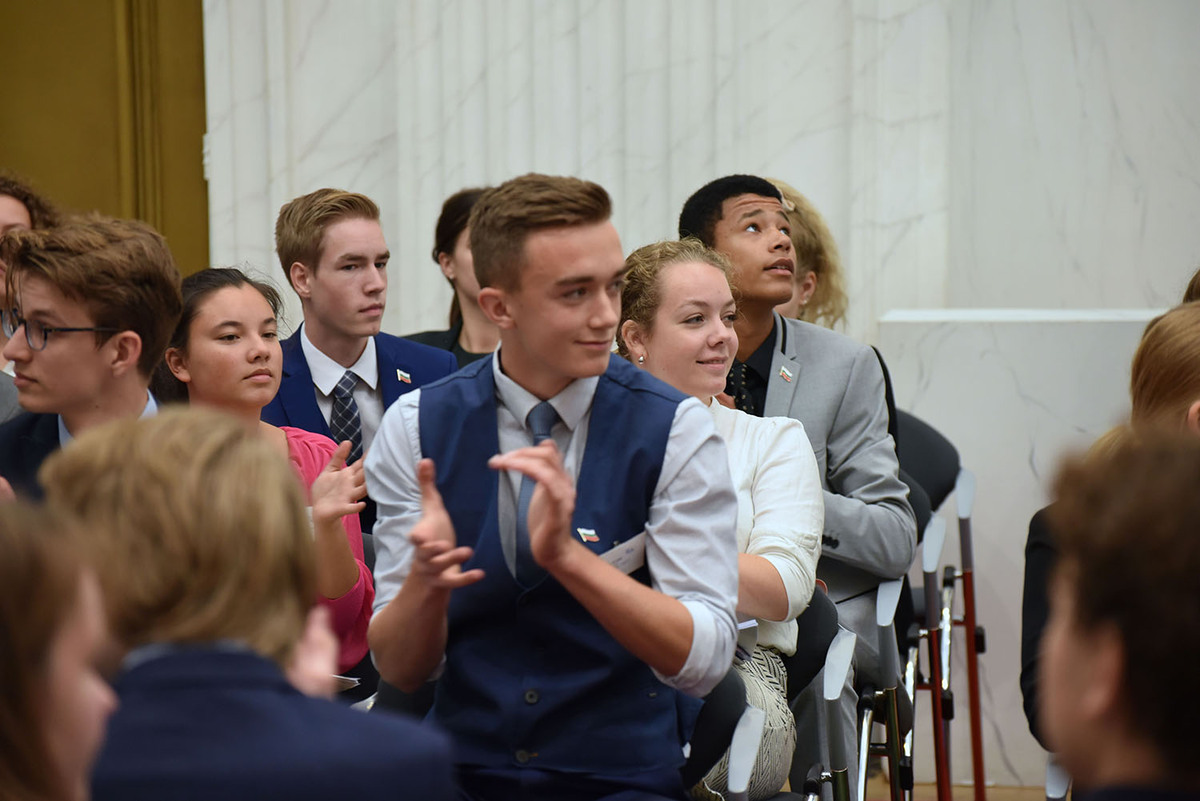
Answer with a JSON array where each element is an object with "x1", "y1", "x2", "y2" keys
[{"x1": 432, "y1": 187, "x2": 487, "y2": 327}]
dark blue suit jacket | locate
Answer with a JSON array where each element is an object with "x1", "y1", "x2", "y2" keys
[
  {"x1": 92, "y1": 648, "x2": 456, "y2": 801},
  {"x1": 0, "y1": 411, "x2": 59, "y2": 500},
  {"x1": 262, "y1": 330, "x2": 457, "y2": 440},
  {"x1": 262, "y1": 330, "x2": 456, "y2": 532}
]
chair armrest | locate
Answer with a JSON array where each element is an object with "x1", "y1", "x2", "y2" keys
[
  {"x1": 922, "y1": 517, "x2": 946, "y2": 575},
  {"x1": 726, "y1": 706, "x2": 767, "y2": 801},
  {"x1": 876, "y1": 579, "x2": 904, "y2": 628},
  {"x1": 824, "y1": 628, "x2": 858, "y2": 772},
  {"x1": 1045, "y1": 753, "x2": 1071, "y2": 801},
  {"x1": 955, "y1": 468, "x2": 976, "y2": 519}
]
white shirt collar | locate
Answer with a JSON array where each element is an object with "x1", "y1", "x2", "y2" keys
[
  {"x1": 300, "y1": 322, "x2": 379, "y2": 395},
  {"x1": 491, "y1": 346, "x2": 597, "y2": 432}
]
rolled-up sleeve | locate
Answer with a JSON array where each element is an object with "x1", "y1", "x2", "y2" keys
[
  {"x1": 746, "y1": 417, "x2": 824, "y2": 623},
  {"x1": 644, "y1": 398, "x2": 740, "y2": 697}
]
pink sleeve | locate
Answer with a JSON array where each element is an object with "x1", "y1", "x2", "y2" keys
[{"x1": 283, "y1": 427, "x2": 375, "y2": 672}]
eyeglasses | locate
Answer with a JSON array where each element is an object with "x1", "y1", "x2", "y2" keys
[{"x1": 1, "y1": 309, "x2": 120, "y2": 352}]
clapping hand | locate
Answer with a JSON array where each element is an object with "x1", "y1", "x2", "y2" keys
[
  {"x1": 408, "y1": 458, "x2": 484, "y2": 590},
  {"x1": 310, "y1": 441, "x2": 366, "y2": 527},
  {"x1": 285, "y1": 606, "x2": 339, "y2": 698},
  {"x1": 488, "y1": 440, "x2": 577, "y2": 571}
]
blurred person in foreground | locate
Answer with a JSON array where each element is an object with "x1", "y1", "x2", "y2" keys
[
  {"x1": 41, "y1": 407, "x2": 454, "y2": 801},
  {"x1": 1022, "y1": 301, "x2": 1200, "y2": 746},
  {"x1": 0, "y1": 501, "x2": 115, "y2": 801},
  {"x1": 1040, "y1": 432, "x2": 1200, "y2": 800}
]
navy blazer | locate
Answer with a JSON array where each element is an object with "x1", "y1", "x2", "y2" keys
[
  {"x1": 262, "y1": 330, "x2": 455, "y2": 533},
  {"x1": 0, "y1": 411, "x2": 59, "y2": 500},
  {"x1": 92, "y1": 648, "x2": 456, "y2": 801},
  {"x1": 262, "y1": 330, "x2": 457, "y2": 439}
]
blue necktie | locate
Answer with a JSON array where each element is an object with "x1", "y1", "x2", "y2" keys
[
  {"x1": 515, "y1": 401, "x2": 559, "y2": 586},
  {"x1": 330, "y1": 370, "x2": 364, "y2": 464}
]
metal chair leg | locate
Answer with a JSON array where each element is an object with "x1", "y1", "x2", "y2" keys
[
  {"x1": 856, "y1": 693, "x2": 874, "y2": 801},
  {"x1": 921, "y1": 520, "x2": 953, "y2": 801},
  {"x1": 940, "y1": 565, "x2": 956, "y2": 782},
  {"x1": 877, "y1": 686, "x2": 905, "y2": 801},
  {"x1": 956, "y1": 469, "x2": 987, "y2": 801},
  {"x1": 826, "y1": 629, "x2": 858, "y2": 801},
  {"x1": 901, "y1": 638, "x2": 918, "y2": 801}
]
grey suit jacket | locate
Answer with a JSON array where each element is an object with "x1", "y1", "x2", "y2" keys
[{"x1": 763, "y1": 314, "x2": 916, "y2": 601}]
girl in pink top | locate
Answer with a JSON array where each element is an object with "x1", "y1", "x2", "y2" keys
[{"x1": 157, "y1": 267, "x2": 373, "y2": 674}]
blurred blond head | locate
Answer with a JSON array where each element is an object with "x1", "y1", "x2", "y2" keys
[
  {"x1": 766, "y1": 178, "x2": 847, "y2": 329},
  {"x1": 40, "y1": 407, "x2": 316, "y2": 668}
]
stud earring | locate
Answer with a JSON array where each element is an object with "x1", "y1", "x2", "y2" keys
[{"x1": 637, "y1": 355, "x2": 645, "y2": 364}]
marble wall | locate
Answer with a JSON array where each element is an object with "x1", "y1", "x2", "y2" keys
[
  {"x1": 948, "y1": 1, "x2": 1200, "y2": 309},
  {"x1": 202, "y1": 0, "x2": 1200, "y2": 786}
]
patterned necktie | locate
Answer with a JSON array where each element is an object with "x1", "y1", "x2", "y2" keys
[
  {"x1": 514, "y1": 401, "x2": 559, "y2": 586},
  {"x1": 728, "y1": 361, "x2": 758, "y2": 416},
  {"x1": 330, "y1": 370, "x2": 364, "y2": 464}
]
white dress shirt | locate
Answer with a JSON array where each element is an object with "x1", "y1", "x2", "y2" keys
[
  {"x1": 365, "y1": 351, "x2": 740, "y2": 697},
  {"x1": 708, "y1": 400, "x2": 824, "y2": 655},
  {"x1": 300, "y1": 323, "x2": 384, "y2": 455}
]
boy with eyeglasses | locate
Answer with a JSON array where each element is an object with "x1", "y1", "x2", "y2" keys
[{"x1": 0, "y1": 215, "x2": 182, "y2": 498}]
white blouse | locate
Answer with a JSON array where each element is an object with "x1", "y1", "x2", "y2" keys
[{"x1": 708, "y1": 399, "x2": 824, "y2": 655}]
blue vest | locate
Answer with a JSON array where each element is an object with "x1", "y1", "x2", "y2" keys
[{"x1": 419, "y1": 354, "x2": 687, "y2": 775}]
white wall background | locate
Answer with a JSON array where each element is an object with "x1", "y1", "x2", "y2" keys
[{"x1": 202, "y1": 0, "x2": 1200, "y2": 786}]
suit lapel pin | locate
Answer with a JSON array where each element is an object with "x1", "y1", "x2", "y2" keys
[
  {"x1": 577, "y1": 527, "x2": 599, "y2": 543},
  {"x1": 397, "y1": 369, "x2": 412, "y2": 384},
  {"x1": 779, "y1": 365, "x2": 793, "y2": 383}
]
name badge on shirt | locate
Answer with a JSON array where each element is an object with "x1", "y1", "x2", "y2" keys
[{"x1": 599, "y1": 532, "x2": 646, "y2": 575}]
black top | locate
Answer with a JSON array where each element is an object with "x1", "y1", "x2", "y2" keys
[
  {"x1": 1021, "y1": 504, "x2": 1056, "y2": 749},
  {"x1": 403, "y1": 322, "x2": 487, "y2": 370},
  {"x1": 725, "y1": 319, "x2": 777, "y2": 417},
  {"x1": 0, "y1": 411, "x2": 59, "y2": 500}
]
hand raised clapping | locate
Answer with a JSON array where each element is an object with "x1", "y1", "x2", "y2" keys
[
  {"x1": 488, "y1": 440, "x2": 577, "y2": 572},
  {"x1": 408, "y1": 458, "x2": 484, "y2": 590},
  {"x1": 310, "y1": 441, "x2": 366, "y2": 528}
]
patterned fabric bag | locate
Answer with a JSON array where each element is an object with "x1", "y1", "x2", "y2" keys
[{"x1": 691, "y1": 646, "x2": 795, "y2": 801}]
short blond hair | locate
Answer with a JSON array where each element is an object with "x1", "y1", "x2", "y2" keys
[
  {"x1": 469, "y1": 174, "x2": 611, "y2": 290},
  {"x1": 617, "y1": 238, "x2": 734, "y2": 359},
  {"x1": 274, "y1": 188, "x2": 380, "y2": 286},
  {"x1": 1130, "y1": 302, "x2": 1200, "y2": 430},
  {"x1": 40, "y1": 408, "x2": 315, "y2": 667}
]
